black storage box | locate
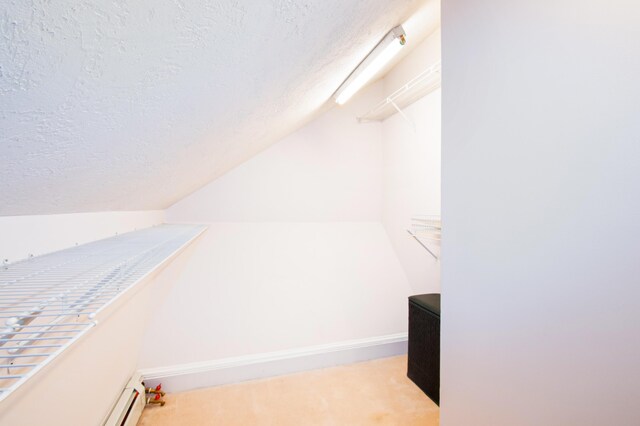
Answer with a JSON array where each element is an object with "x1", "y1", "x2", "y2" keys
[{"x1": 407, "y1": 293, "x2": 440, "y2": 405}]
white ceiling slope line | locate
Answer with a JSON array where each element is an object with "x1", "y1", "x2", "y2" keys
[{"x1": 0, "y1": 0, "x2": 438, "y2": 216}]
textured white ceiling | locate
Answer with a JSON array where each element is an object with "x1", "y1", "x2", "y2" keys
[{"x1": 1, "y1": 0, "x2": 436, "y2": 215}]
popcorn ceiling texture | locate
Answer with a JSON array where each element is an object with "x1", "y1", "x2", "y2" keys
[{"x1": 0, "y1": 0, "x2": 425, "y2": 215}]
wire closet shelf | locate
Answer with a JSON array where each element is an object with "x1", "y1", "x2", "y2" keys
[
  {"x1": 407, "y1": 215, "x2": 441, "y2": 260},
  {"x1": 0, "y1": 224, "x2": 206, "y2": 401},
  {"x1": 357, "y1": 60, "x2": 441, "y2": 123}
]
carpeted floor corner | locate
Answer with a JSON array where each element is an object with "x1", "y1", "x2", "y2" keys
[{"x1": 138, "y1": 355, "x2": 439, "y2": 425}]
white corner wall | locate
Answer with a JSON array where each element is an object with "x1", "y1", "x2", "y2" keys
[
  {"x1": 139, "y1": 82, "x2": 415, "y2": 388},
  {"x1": 0, "y1": 210, "x2": 164, "y2": 264},
  {"x1": 442, "y1": 1, "x2": 640, "y2": 425},
  {"x1": 380, "y1": 29, "x2": 441, "y2": 294},
  {"x1": 139, "y1": 223, "x2": 407, "y2": 366}
]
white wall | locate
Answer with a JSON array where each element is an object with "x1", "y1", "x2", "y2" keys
[
  {"x1": 166, "y1": 86, "x2": 383, "y2": 223},
  {"x1": 140, "y1": 82, "x2": 414, "y2": 384},
  {"x1": 380, "y1": 29, "x2": 441, "y2": 293},
  {"x1": 139, "y1": 223, "x2": 408, "y2": 368},
  {"x1": 0, "y1": 211, "x2": 164, "y2": 264},
  {"x1": 442, "y1": 1, "x2": 640, "y2": 425}
]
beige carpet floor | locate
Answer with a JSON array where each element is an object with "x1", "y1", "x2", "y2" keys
[{"x1": 138, "y1": 355, "x2": 439, "y2": 425}]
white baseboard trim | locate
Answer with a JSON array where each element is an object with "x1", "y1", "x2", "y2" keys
[{"x1": 139, "y1": 332, "x2": 408, "y2": 393}]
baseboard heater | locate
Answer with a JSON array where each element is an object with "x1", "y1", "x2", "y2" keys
[{"x1": 103, "y1": 375, "x2": 146, "y2": 426}]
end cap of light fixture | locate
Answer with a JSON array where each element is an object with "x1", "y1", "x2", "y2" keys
[{"x1": 333, "y1": 25, "x2": 407, "y2": 105}]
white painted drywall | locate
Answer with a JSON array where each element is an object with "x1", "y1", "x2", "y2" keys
[
  {"x1": 0, "y1": 0, "x2": 438, "y2": 216},
  {"x1": 138, "y1": 223, "x2": 409, "y2": 369},
  {"x1": 140, "y1": 82, "x2": 414, "y2": 384},
  {"x1": 166, "y1": 82, "x2": 385, "y2": 223},
  {"x1": 441, "y1": 1, "x2": 640, "y2": 425},
  {"x1": 379, "y1": 29, "x2": 441, "y2": 294},
  {"x1": 0, "y1": 211, "x2": 164, "y2": 264}
]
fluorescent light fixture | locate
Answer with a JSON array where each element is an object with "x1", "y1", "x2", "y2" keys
[{"x1": 334, "y1": 25, "x2": 407, "y2": 105}]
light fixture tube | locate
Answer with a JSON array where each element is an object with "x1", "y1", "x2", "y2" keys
[{"x1": 333, "y1": 25, "x2": 406, "y2": 105}]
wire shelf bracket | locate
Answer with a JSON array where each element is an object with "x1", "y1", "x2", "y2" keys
[{"x1": 407, "y1": 215, "x2": 441, "y2": 261}]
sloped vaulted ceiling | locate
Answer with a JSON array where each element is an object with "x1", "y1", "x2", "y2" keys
[{"x1": 1, "y1": 0, "x2": 433, "y2": 215}]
